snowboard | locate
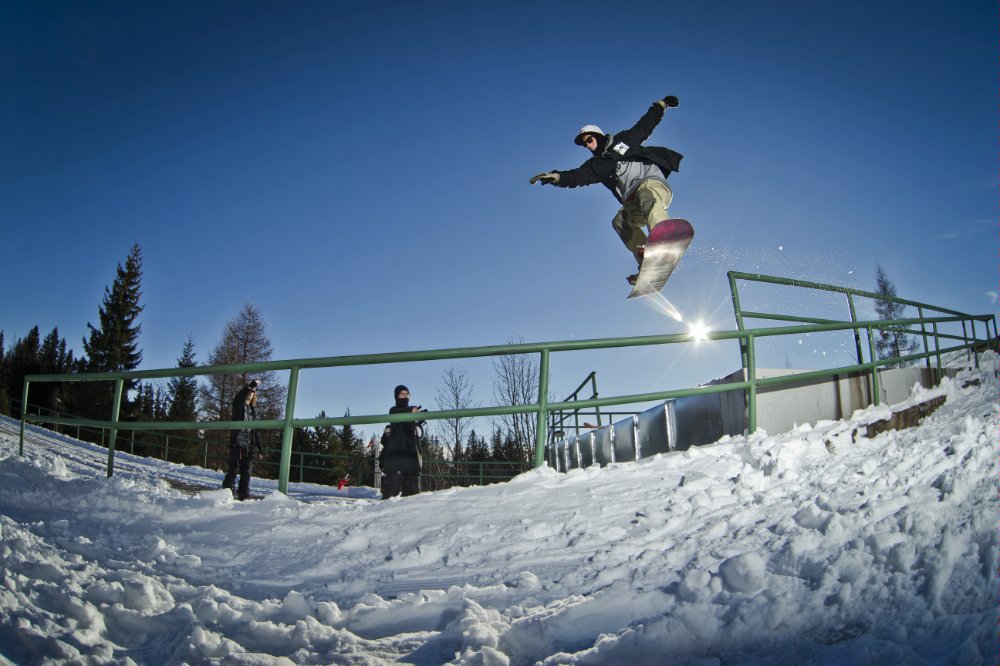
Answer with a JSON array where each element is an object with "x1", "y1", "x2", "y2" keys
[{"x1": 626, "y1": 218, "x2": 694, "y2": 299}]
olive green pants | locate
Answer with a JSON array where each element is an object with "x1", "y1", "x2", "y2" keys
[{"x1": 611, "y1": 179, "x2": 673, "y2": 266}]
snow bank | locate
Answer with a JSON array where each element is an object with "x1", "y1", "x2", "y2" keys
[{"x1": 0, "y1": 360, "x2": 997, "y2": 664}]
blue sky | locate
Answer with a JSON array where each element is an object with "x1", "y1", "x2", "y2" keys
[{"x1": 2, "y1": 1, "x2": 996, "y2": 425}]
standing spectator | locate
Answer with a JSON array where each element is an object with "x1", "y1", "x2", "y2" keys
[
  {"x1": 379, "y1": 385, "x2": 423, "y2": 499},
  {"x1": 222, "y1": 378, "x2": 263, "y2": 500}
]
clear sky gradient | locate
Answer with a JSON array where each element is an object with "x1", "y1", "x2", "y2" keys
[{"x1": 3, "y1": 1, "x2": 996, "y2": 423}]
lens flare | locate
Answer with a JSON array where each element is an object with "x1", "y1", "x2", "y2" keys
[{"x1": 688, "y1": 320, "x2": 711, "y2": 342}]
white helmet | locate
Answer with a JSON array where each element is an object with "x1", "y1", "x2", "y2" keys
[{"x1": 574, "y1": 124, "x2": 605, "y2": 145}]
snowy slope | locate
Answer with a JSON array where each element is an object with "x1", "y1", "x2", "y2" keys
[{"x1": 0, "y1": 358, "x2": 997, "y2": 665}]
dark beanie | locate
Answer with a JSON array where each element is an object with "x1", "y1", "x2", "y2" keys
[{"x1": 394, "y1": 385, "x2": 409, "y2": 399}]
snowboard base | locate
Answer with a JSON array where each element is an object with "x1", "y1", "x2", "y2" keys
[{"x1": 626, "y1": 219, "x2": 694, "y2": 299}]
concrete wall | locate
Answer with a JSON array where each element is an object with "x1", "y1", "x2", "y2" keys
[{"x1": 744, "y1": 365, "x2": 957, "y2": 435}]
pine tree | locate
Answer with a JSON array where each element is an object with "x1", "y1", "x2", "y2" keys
[
  {"x1": 874, "y1": 265, "x2": 917, "y2": 365},
  {"x1": 36, "y1": 327, "x2": 74, "y2": 416},
  {"x1": 340, "y1": 411, "x2": 365, "y2": 455},
  {"x1": 0, "y1": 331, "x2": 7, "y2": 415},
  {"x1": 76, "y1": 244, "x2": 145, "y2": 423},
  {"x1": 2, "y1": 326, "x2": 75, "y2": 422},
  {"x1": 166, "y1": 337, "x2": 199, "y2": 422},
  {"x1": 5, "y1": 327, "x2": 41, "y2": 418},
  {"x1": 289, "y1": 411, "x2": 345, "y2": 485},
  {"x1": 165, "y1": 336, "x2": 203, "y2": 465},
  {"x1": 420, "y1": 433, "x2": 448, "y2": 491},
  {"x1": 461, "y1": 429, "x2": 492, "y2": 486},
  {"x1": 311, "y1": 411, "x2": 339, "y2": 455},
  {"x1": 333, "y1": 410, "x2": 366, "y2": 486}
]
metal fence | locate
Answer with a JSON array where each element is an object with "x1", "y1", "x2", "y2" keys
[
  {"x1": 19, "y1": 273, "x2": 996, "y2": 493},
  {"x1": 10, "y1": 399, "x2": 529, "y2": 489}
]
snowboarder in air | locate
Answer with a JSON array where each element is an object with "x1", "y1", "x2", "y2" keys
[{"x1": 530, "y1": 95, "x2": 685, "y2": 289}]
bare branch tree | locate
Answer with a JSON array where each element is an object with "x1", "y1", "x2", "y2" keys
[
  {"x1": 491, "y1": 338, "x2": 538, "y2": 461},
  {"x1": 201, "y1": 302, "x2": 286, "y2": 423},
  {"x1": 434, "y1": 365, "x2": 478, "y2": 457}
]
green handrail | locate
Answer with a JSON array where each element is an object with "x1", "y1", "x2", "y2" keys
[
  {"x1": 549, "y1": 371, "x2": 612, "y2": 440},
  {"x1": 20, "y1": 276, "x2": 994, "y2": 492},
  {"x1": 728, "y1": 270, "x2": 998, "y2": 389}
]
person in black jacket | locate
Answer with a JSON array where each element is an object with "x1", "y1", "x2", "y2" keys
[
  {"x1": 222, "y1": 378, "x2": 264, "y2": 500},
  {"x1": 531, "y1": 95, "x2": 683, "y2": 284},
  {"x1": 378, "y1": 385, "x2": 424, "y2": 499}
]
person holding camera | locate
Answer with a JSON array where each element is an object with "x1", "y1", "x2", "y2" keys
[
  {"x1": 222, "y1": 378, "x2": 264, "y2": 501},
  {"x1": 530, "y1": 95, "x2": 684, "y2": 285},
  {"x1": 378, "y1": 385, "x2": 424, "y2": 499}
]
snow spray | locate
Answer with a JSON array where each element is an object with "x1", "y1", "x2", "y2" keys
[{"x1": 639, "y1": 292, "x2": 684, "y2": 322}]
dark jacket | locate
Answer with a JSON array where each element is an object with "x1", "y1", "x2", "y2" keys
[
  {"x1": 379, "y1": 406, "x2": 422, "y2": 474},
  {"x1": 230, "y1": 386, "x2": 262, "y2": 452},
  {"x1": 554, "y1": 103, "x2": 683, "y2": 202}
]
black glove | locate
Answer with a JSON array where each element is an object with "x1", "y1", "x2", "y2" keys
[
  {"x1": 530, "y1": 172, "x2": 560, "y2": 185},
  {"x1": 661, "y1": 95, "x2": 679, "y2": 108}
]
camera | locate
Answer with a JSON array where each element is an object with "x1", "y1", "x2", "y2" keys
[{"x1": 248, "y1": 379, "x2": 260, "y2": 390}]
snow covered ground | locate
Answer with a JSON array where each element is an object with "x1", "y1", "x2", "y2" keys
[{"x1": 1, "y1": 355, "x2": 997, "y2": 665}]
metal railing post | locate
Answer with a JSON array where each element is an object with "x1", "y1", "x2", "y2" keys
[
  {"x1": 918, "y1": 306, "x2": 931, "y2": 370},
  {"x1": 534, "y1": 349, "x2": 551, "y2": 468},
  {"x1": 106, "y1": 379, "x2": 124, "y2": 477},
  {"x1": 572, "y1": 394, "x2": 580, "y2": 437},
  {"x1": 746, "y1": 333, "x2": 757, "y2": 433},
  {"x1": 970, "y1": 319, "x2": 981, "y2": 369},
  {"x1": 847, "y1": 294, "x2": 864, "y2": 365},
  {"x1": 278, "y1": 367, "x2": 300, "y2": 493},
  {"x1": 590, "y1": 372, "x2": 602, "y2": 428},
  {"x1": 18, "y1": 380, "x2": 29, "y2": 456},
  {"x1": 728, "y1": 272, "x2": 748, "y2": 369},
  {"x1": 932, "y1": 323, "x2": 942, "y2": 382},
  {"x1": 867, "y1": 327, "x2": 881, "y2": 406}
]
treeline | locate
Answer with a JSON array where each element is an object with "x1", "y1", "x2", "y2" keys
[
  {"x1": 0, "y1": 244, "x2": 286, "y2": 469},
  {"x1": 0, "y1": 244, "x2": 146, "y2": 428},
  {"x1": 0, "y1": 244, "x2": 538, "y2": 488}
]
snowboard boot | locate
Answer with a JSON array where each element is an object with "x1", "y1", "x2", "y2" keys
[{"x1": 627, "y1": 245, "x2": 646, "y2": 285}]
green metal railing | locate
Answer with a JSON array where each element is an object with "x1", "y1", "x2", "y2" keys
[
  {"x1": 10, "y1": 399, "x2": 530, "y2": 489},
  {"x1": 19, "y1": 274, "x2": 996, "y2": 492},
  {"x1": 728, "y1": 271, "x2": 998, "y2": 370},
  {"x1": 548, "y1": 371, "x2": 636, "y2": 440}
]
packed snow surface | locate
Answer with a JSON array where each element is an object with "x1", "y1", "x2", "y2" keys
[{"x1": 0, "y1": 359, "x2": 997, "y2": 664}]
